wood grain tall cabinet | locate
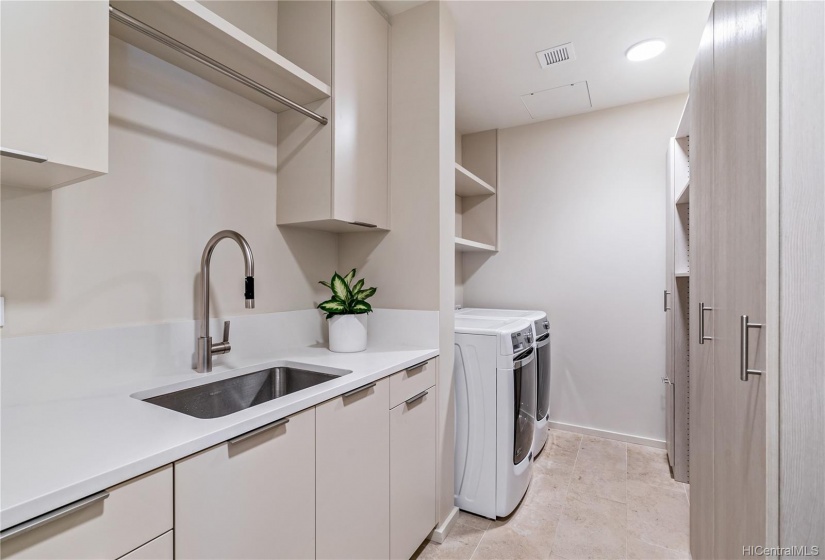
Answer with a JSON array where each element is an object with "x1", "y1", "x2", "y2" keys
[{"x1": 689, "y1": 2, "x2": 771, "y2": 558}]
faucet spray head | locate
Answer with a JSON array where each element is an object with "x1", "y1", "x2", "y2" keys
[{"x1": 245, "y1": 276, "x2": 255, "y2": 309}]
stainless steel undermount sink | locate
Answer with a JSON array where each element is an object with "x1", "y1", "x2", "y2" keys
[{"x1": 142, "y1": 366, "x2": 343, "y2": 419}]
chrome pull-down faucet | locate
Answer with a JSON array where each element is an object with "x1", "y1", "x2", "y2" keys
[{"x1": 197, "y1": 230, "x2": 255, "y2": 373}]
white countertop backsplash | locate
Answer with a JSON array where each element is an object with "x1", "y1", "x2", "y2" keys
[{"x1": 0, "y1": 309, "x2": 439, "y2": 530}]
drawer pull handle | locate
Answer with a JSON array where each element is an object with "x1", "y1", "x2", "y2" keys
[
  {"x1": 0, "y1": 491, "x2": 109, "y2": 542},
  {"x1": 229, "y1": 417, "x2": 289, "y2": 445},
  {"x1": 343, "y1": 382, "x2": 377, "y2": 399},
  {"x1": 0, "y1": 147, "x2": 47, "y2": 164},
  {"x1": 406, "y1": 360, "x2": 428, "y2": 373},
  {"x1": 405, "y1": 390, "x2": 429, "y2": 406}
]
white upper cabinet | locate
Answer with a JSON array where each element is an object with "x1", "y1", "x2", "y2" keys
[
  {"x1": 278, "y1": 0, "x2": 390, "y2": 232},
  {"x1": 0, "y1": 1, "x2": 108, "y2": 190}
]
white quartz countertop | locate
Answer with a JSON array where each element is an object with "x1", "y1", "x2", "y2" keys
[{"x1": 1, "y1": 344, "x2": 438, "y2": 530}]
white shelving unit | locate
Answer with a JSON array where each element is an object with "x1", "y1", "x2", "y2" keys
[
  {"x1": 110, "y1": 0, "x2": 331, "y2": 115},
  {"x1": 455, "y1": 163, "x2": 495, "y2": 197},
  {"x1": 676, "y1": 180, "x2": 690, "y2": 205},
  {"x1": 455, "y1": 237, "x2": 496, "y2": 253}
]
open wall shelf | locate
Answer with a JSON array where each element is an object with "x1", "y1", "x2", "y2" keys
[
  {"x1": 455, "y1": 237, "x2": 496, "y2": 253},
  {"x1": 455, "y1": 163, "x2": 495, "y2": 197},
  {"x1": 110, "y1": 0, "x2": 331, "y2": 116}
]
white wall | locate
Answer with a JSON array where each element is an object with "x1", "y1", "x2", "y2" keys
[
  {"x1": 462, "y1": 94, "x2": 686, "y2": 444},
  {"x1": 0, "y1": 37, "x2": 338, "y2": 338}
]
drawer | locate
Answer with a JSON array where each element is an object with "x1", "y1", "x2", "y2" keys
[
  {"x1": 389, "y1": 358, "x2": 436, "y2": 409},
  {"x1": 1, "y1": 465, "x2": 173, "y2": 560}
]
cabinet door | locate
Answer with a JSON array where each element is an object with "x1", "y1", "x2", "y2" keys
[
  {"x1": 688, "y1": 9, "x2": 716, "y2": 560},
  {"x1": 0, "y1": 1, "x2": 108, "y2": 189},
  {"x1": 175, "y1": 409, "x2": 316, "y2": 560},
  {"x1": 316, "y1": 379, "x2": 390, "y2": 559},
  {"x1": 390, "y1": 386, "x2": 436, "y2": 559},
  {"x1": 332, "y1": 0, "x2": 389, "y2": 229},
  {"x1": 665, "y1": 140, "x2": 676, "y2": 468},
  {"x1": 712, "y1": 2, "x2": 768, "y2": 557}
]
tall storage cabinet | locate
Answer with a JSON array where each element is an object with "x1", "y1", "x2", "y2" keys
[
  {"x1": 688, "y1": 2, "x2": 771, "y2": 558},
  {"x1": 0, "y1": 1, "x2": 108, "y2": 190},
  {"x1": 277, "y1": 0, "x2": 390, "y2": 232},
  {"x1": 664, "y1": 129, "x2": 690, "y2": 484}
]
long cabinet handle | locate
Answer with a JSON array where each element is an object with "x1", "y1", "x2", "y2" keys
[
  {"x1": 229, "y1": 417, "x2": 289, "y2": 445},
  {"x1": 1, "y1": 148, "x2": 47, "y2": 164},
  {"x1": 405, "y1": 389, "x2": 429, "y2": 406},
  {"x1": 699, "y1": 303, "x2": 713, "y2": 344},
  {"x1": 0, "y1": 491, "x2": 109, "y2": 542},
  {"x1": 740, "y1": 315, "x2": 764, "y2": 381},
  {"x1": 406, "y1": 360, "x2": 428, "y2": 373},
  {"x1": 342, "y1": 382, "x2": 377, "y2": 399},
  {"x1": 664, "y1": 290, "x2": 671, "y2": 312}
]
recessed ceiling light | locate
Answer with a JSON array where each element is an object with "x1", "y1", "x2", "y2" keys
[{"x1": 626, "y1": 39, "x2": 666, "y2": 61}]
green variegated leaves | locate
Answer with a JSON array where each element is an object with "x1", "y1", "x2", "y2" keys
[{"x1": 317, "y1": 269, "x2": 377, "y2": 318}]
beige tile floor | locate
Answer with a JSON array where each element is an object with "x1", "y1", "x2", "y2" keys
[{"x1": 413, "y1": 429, "x2": 690, "y2": 560}]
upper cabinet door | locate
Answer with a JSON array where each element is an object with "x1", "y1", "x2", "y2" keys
[
  {"x1": 0, "y1": 1, "x2": 108, "y2": 190},
  {"x1": 332, "y1": 0, "x2": 390, "y2": 229},
  {"x1": 276, "y1": 0, "x2": 390, "y2": 233}
]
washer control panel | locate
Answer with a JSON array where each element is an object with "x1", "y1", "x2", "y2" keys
[
  {"x1": 510, "y1": 327, "x2": 534, "y2": 352},
  {"x1": 534, "y1": 317, "x2": 550, "y2": 338}
]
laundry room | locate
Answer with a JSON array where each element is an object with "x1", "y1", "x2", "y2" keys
[{"x1": 1, "y1": 1, "x2": 822, "y2": 560}]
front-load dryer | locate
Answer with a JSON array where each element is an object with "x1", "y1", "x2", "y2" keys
[
  {"x1": 456, "y1": 308, "x2": 551, "y2": 457},
  {"x1": 454, "y1": 317, "x2": 536, "y2": 519}
]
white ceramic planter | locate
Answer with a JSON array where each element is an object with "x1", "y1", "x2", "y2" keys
[{"x1": 328, "y1": 314, "x2": 368, "y2": 353}]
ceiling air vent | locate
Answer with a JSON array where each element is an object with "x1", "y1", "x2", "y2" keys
[{"x1": 536, "y1": 42, "x2": 576, "y2": 69}]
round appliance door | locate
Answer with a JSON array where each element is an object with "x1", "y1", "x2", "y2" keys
[
  {"x1": 535, "y1": 334, "x2": 551, "y2": 422},
  {"x1": 512, "y1": 347, "x2": 537, "y2": 464}
]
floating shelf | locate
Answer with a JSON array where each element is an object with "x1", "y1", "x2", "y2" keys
[
  {"x1": 455, "y1": 237, "x2": 496, "y2": 253},
  {"x1": 676, "y1": 180, "x2": 690, "y2": 205},
  {"x1": 455, "y1": 163, "x2": 495, "y2": 197},
  {"x1": 110, "y1": 0, "x2": 331, "y2": 115},
  {"x1": 675, "y1": 270, "x2": 690, "y2": 278}
]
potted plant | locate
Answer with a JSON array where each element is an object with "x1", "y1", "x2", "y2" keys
[{"x1": 318, "y1": 269, "x2": 377, "y2": 353}]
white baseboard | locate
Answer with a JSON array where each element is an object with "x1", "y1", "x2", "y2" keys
[
  {"x1": 547, "y1": 421, "x2": 666, "y2": 449},
  {"x1": 428, "y1": 506, "x2": 459, "y2": 544}
]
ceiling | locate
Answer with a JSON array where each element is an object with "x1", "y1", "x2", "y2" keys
[{"x1": 379, "y1": 1, "x2": 711, "y2": 134}]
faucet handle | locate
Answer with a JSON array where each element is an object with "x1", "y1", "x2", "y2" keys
[{"x1": 211, "y1": 320, "x2": 232, "y2": 356}]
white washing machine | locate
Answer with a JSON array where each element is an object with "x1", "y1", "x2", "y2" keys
[
  {"x1": 456, "y1": 308, "x2": 551, "y2": 457},
  {"x1": 454, "y1": 317, "x2": 536, "y2": 519}
]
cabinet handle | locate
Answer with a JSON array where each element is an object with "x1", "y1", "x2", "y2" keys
[
  {"x1": 740, "y1": 315, "x2": 763, "y2": 381},
  {"x1": 342, "y1": 382, "x2": 376, "y2": 399},
  {"x1": 406, "y1": 360, "x2": 428, "y2": 373},
  {"x1": 350, "y1": 221, "x2": 377, "y2": 228},
  {"x1": 699, "y1": 303, "x2": 713, "y2": 344},
  {"x1": 405, "y1": 389, "x2": 429, "y2": 406},
  {"x1": 664, "y1": 290, "x2": 671, "y2": 312},
  {"x1": 229, "y1": 417, "x2": 289, "y2": 445},
  {"x1": 0, "y1": 491, "x2": 109, "y2": 542},
  {"x1": 1, "y1": 148, "x2": 47, "y2": 164}
]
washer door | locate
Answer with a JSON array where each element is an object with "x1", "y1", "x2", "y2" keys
[
  {"x1": 536, "y1": 334, "x2": 551, "y2": 421},
  {"x1": 512, "y1": 348, "x2": 537, "y2": 464}
]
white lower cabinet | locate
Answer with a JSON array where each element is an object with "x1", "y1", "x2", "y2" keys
[
  {"x1": 118, "y1": 530, "x2": 173, "y2": 560},
  {"x1": 0, "y1": 466, "x2": 172, "y2": 560},
  {"x1": 316, "y1": 378, "x2": 390, "y2": 559},
  {"x1": 390, "y1": 385, "x2": 437, "y2": 560},
  {"x1": 174, "y1": 408, "x2": 316, "y2": 560}
]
